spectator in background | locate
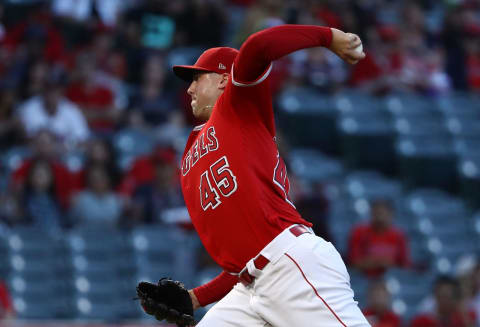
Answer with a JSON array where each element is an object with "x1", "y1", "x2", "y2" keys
[
  {"x1": 127, "y1": 147, "x2": 187, "y2": 226},
  {"x1": 19, "y1": 59, "x2": 49, "y2": 100},
  {"x1": 294, "y1": 187, "x2": 331, "y2": 242},
  {"x1": 410, "y1": 275, "x2": 475, "y2": 327},
  {"x1": 234, "y1": 0, "x2": 285, "y2": 45},
  {"x1": 17, "y1": 69, "x2": 90, "y2": 149},
  {"x1": 11, "y1": 130, "x2": 77, "y2": 209},
  {"x1": 87, "y1": 26, "x2": 128, "y2": 109},
  {"x1": 2, "y1": 3, "x2": 65, "y2": 64},
  {"x1": 73, "y1": 137, "x2": 120, "y2": 190},
  {"x1": 464, "y1": 24, "x2": 480, "y2": 92},
  {"x1": 0, "y1": 85, "x2": 23, "y2": 150},
  {"x1": 66, "y1": 52, "x2": 119, "y2": 134},
  {"x1": 349, "y1": 25, "x2": 403, "y2": 95},
  {"x1": 442, "y1": 6, "x2": 469, "y2": 91},
  {"x1": 347, "y1": 199, "x2": 410, "y2": 278},
  {"x1": 0, "y1": 279, "x2": 14, "y2": 320},
  {"x1": 51, "y1": 0, "x2": 129, "y2": 27},
  {"x1": 287, "y1": 46, "x2": 348, "y2": 93},
  {"x1": 19, "y1": 158, "x2": 64, "y2": 229},
  {"x1": 363, "y1": 280, "x2": 401, "y2": 327},
  {"x1": 70, "y1": 165, "x2": 123, "y2": 227},
  {"x1": 0, "y1": 4, "x2": 5, "y2": 43},
  {"x1": 0, "y1": 189, "x2": 22, "y2": 227},
  {"x1": 455, "y1": 261, "x2": 480, "y2": 327},
  {"x1": 176, "y1": 0, "x2": 226, "y2": 47},
  {"x1": 397, "y1": 27, "x2": 450, "y2": 95},
  {"x1": 119, "y1": 145, "x2": 177, "y2": 196},
  {"x1": 128, "y1": 54, "x2": 174, "y2": 127}
]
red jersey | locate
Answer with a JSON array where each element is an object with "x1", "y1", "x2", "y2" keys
[
  {"x1": 182, "y1": 24, "x2": 333, "y2": 305},
  {"x1": 348, "y1": 223, "x2": 410, "y2": 277},
  {"x1": 363, "y1": 308, "x2": 401, "y2": 327},
  {"x1": 66, "y1": 82, "x2": 115, "y2": 131},
  {"x1": 410, "y1": 311, "x2": 476, "y2": 327},
  {"x1": 180, "y1": 67, "x2": 311, "y2": 272}
]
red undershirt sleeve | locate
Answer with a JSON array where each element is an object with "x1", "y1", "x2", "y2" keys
[
  {"x1": 193, "y1": 271, "x2": 239, "y2": 307},
  {"x1": 233, "y1": 25, "x2": 333, "y2": 83}
]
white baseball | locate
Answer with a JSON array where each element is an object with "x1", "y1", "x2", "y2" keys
[{"x1": 353, "y1": 42, "x2": 363, "y2": 54}]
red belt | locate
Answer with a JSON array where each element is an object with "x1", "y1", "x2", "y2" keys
[{"x1": 238, "y1": 225, "x2": 311, "y2": 286}]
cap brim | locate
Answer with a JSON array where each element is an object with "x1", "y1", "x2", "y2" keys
[{"x1": 172, "y1": 65, "x2": 213, "y2": 82}]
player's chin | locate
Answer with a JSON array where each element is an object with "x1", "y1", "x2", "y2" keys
[
  {"x1": 191, "y1": 104, "x2": 199, "y2": 116},
  {"x1": 192, "y1": 107, "x2": 208, "y2": 122}
]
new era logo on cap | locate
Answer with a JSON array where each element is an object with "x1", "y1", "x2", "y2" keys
[{"x1": 218, "y1": 63, "x2": 226, "y2": 70}]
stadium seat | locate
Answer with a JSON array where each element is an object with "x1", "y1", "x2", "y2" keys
[
  {"x1": 8, "y1": 225, "x2": 58, "y2": 250},
  {"x1": 73, "y1": 296, "x2": 122, "y2": 322},
  {"x1": 13, "y1": 297, "x2": 59, "y2": 320},
  {"x1": 0, "y1": 235, "x2": 9, "y2": 277},
  {"x1": 448, "y1": 118, "x2": 480, "y2": 140},
  {"x1": 344, "y1": 171, "x2": 403, "y2": 203},
  {"x1": 436, "y1": 92, "x2": 480, "y2": 117},
  {"x1": 289, "y1": 148, "x2": 344, "y2": 183},
  {"x1": 394, "y1": 116, "x2": 449, "y2": 138},
  {"x1": 408, "y1": 236, "x2": 433, "y2": 268},
  {"x1": 329, "y1": 196, "x2": 365, "y2": 223},
  {"x1": 404, "y1": 188, "x2": 467, "y2": 217},
  {"x1": 112, "y1": 128, "x2": 155, "y2": 170},
  {"x1": 329, "y1": 219, "x2": 354, "y2": 257},
  {"x1": 348, "y1": 270, "x2": 369, "y2": 305},
  {"x1": 66, "y1": 225, "x2": 130, "y2": 253},
  {"x1": 437, "y1": 237, "x2": 477, "y2": 265},
  {"x1": 454, "y1": 137, "x2": 480, "y2": 157},
  {"x1": 338, "y1": 112, "x2": 396, "y2": 174},
  {"x1": 276, "y1": 87, "x2": 339, "y2": 154},
  {"x1": 396, "y1": 136, "x2": 457, "y2": 191},
  {"x1": 384, "y1": 93, "x2": 440, "y2": 118},
  {"x1": 131, "y1": 225, "x2": 197, "y2": 285},
  {"x1": 394, "y1": 212, "x2": 421, "y2": 235},
  {"x1": 332, "y1": 89, "x2": 387, "y2": 116},
  {"x1": 385, "y1": 268, "x2": 434, "y2": 306},
  {"x1": 10, "y1": 275, "x2": 74, "y2": 319},
  {"x1": 458, "y1": 154, "x2": 480, "y2": 208}
]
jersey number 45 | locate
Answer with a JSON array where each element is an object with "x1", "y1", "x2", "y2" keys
[{"x1": 199, "y1": 156, "x2": 238, "y2": 211}]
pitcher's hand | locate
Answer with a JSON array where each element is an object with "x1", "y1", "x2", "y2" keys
[{"x1": 329, "y1": 28, "x2": 365, "y2": 65}]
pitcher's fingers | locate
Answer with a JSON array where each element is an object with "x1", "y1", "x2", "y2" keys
[
  {"x1": 346, "y1": 50, "x2": 365, "y2": 61},
  {"x1": 349, "y1": 37, "x2": 362, "y2": 49},
  {"x1": 343, "y1": 53, "x2": 364, "y2": 65},
  {"x1": 347, "y1": 33, "x2": 357, "y2": 42}
]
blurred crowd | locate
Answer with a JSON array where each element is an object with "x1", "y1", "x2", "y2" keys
[{"x1": 0, "y1": 0, "x2": 480, "y2": 325}]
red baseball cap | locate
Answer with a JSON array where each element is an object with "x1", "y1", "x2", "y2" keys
[{"x1": 173, "y1": 47, "x2": 239, "y2": 82}]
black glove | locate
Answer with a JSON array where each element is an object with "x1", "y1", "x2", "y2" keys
[{"x1": 136, "y1": 278, "x2": 195, "y2": 326}]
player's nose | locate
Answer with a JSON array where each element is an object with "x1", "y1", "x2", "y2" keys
[{"x1": 187, "y1": 81, "x2": 196, "y2": 96}]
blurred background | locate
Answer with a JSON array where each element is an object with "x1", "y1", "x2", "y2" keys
[{"x1": 0, "y1": 0, "x2": 479, "y2": 326}]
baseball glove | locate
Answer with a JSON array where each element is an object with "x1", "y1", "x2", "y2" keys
[{"x1": 136, "y1": 278, "x2": 195, "y2": 326}]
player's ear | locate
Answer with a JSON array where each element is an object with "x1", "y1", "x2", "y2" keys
[{"x1": 218, "y1": 73, "x2": 229, "y2": 90}]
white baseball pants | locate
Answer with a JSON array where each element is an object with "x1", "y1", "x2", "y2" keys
[{"x1": 197, "y1": 226, "x2": 371, "y2": 327}]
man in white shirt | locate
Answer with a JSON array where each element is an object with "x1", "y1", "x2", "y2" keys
[{"x1": 18, "y1": 71, "x2": 90, "y2": 149}]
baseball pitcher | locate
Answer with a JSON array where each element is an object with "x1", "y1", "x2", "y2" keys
[{"x1": 137, "y1": 24, "x2": 370, "y2": 327}]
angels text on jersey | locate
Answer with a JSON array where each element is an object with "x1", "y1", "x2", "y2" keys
[
  {"x1": 183, "y1": 126, "x2": 294, "y2": 211},
  {"x1": 182, "y1": 126, "x2": 219, "y2": 176}
]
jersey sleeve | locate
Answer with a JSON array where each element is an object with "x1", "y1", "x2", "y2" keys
[
  {"x1": 222, "y1": 25, "x2": 332, "y2": 132},
  {"x1": 233, "y1": 25, "x2": 332, "y2": 85},
  {"x1": 192, "y1": 271, "x2": 238, "y2": 307}
]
